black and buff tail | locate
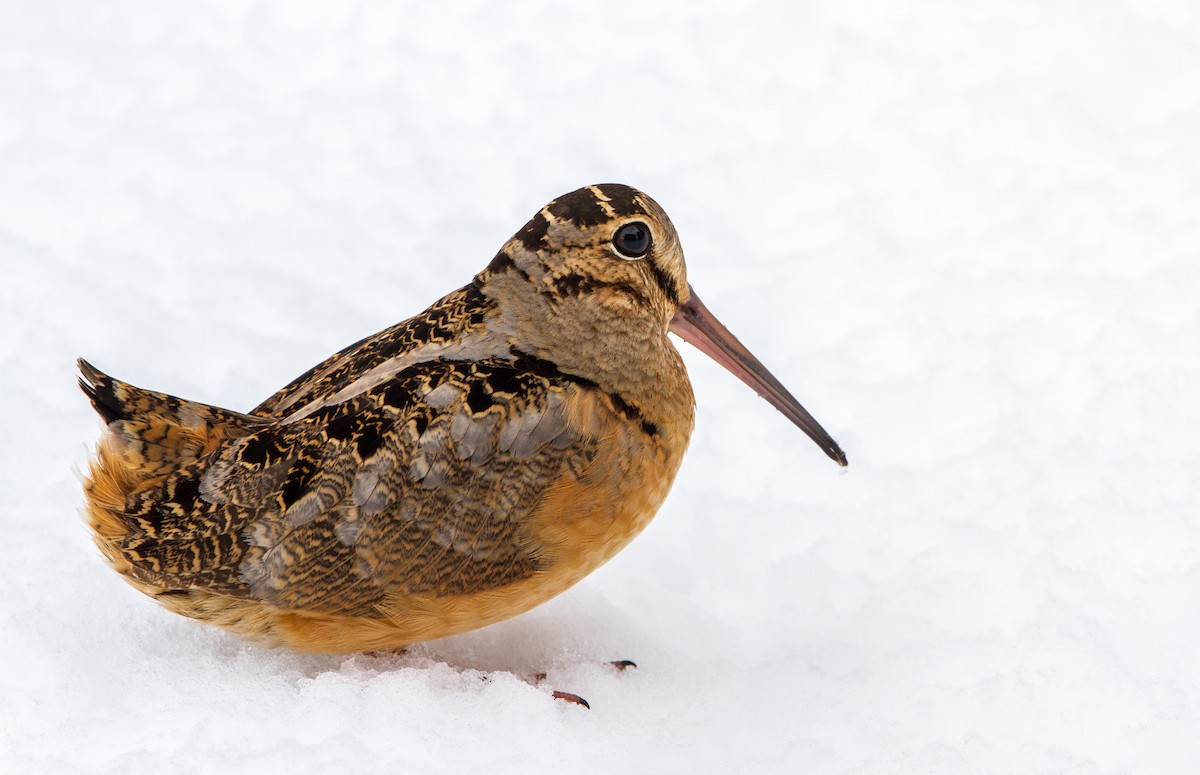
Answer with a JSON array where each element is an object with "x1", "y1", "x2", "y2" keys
[{"x1": 78, "y1": 358, "x2": 267, "y2": 580}]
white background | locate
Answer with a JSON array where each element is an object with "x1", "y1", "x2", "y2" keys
[{"x1": 2, "y1": 1, "x2": 1198, "y2": 772}]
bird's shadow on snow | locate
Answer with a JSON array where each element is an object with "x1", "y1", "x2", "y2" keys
[{"x1": 180, "y1": 588, "x2": 653, "y2": 691}]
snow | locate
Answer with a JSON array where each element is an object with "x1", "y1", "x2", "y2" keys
[{"x1": 2, "y1": 0, "x2": 1199, "y2": 772}]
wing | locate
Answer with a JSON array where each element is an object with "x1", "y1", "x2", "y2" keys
[
  {"x1": 119, "y1": 356, "x2": 592, "y2": 618},
  {"x1": 251, "y1": 282, "x2": 492, "y2": 419}
]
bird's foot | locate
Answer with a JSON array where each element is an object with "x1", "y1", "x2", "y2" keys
[
  {"x1": 532, "y1": 659, "x2": 637, "y2": 709},
  {"x1": 551, "y1": 690, "x2": 591, "y2": 708}
]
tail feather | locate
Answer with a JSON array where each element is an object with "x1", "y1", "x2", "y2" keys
[
  {"x1": 79, "y1": 358, "x2": 266, "y2": 435},
  {"x1": 80, "y1": 358, "x2": 270, "y2": 476},
  {"x1": 78, "y1": 358, "x2": 269, "y2": 584},
  {"x1": 78, "y1": 359, "x2": 128, "y2": 424},
  {"x1": 78, "y1": 358, "x2": 268, "y2": 474}
]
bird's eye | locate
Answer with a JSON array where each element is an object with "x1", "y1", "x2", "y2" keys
[{"x1": 612, "y1": 221, "x2": 651, "y2": 259}]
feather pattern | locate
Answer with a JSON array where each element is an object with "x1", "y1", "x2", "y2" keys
[
  {"x1": 79, "y1": 183, "x2": 843, "y2": 654},
  {"x1": 81, "y1": 184, "x2": 701, "y2": 652}
]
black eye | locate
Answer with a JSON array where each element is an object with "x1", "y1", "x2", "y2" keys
[{"x1": 612, "y1": 221, "x2": 651, "y2": 258}]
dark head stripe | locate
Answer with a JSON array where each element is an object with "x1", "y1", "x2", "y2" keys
[
  {"x1": 484, "y1": 249, "x2": 516, "y2": 274},
  {"x1": 547, "y1": 188, "x2": 611, "y2": 228},
  {"x1": 646, "y1": 261, "x2": 681, "y2": 306},
  {"x1": 515, "y1": 211, "x2": 550, "y2": 251},
  {"x1": 548, "y1": 272, "x2": 649, "y2": 304},
  {"x1": 591, "y1": 184, "x2": 644, "y2": 218}
]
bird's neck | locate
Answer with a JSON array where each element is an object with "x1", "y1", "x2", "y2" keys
[{"x1": 476, "y1": 271, "x2": 696, "y2": 444}]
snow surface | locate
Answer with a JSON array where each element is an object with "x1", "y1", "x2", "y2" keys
[{"x1": 2, "y1": 1, "x2": 1199, "y2": 772}]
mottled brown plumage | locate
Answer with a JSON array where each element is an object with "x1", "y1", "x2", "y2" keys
[{"x1": 80, "y1": 184, "x2": 846, "y2": 654}]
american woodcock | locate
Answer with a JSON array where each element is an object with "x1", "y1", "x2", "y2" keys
[{"x1": 80, "y1": 183, "x2": 847, "y2": 655}]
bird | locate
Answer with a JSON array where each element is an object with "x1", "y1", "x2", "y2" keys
[{"x1": 79, "y1": 183, "x2": 847, "y2": 656}]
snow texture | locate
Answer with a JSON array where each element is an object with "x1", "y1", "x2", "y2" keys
[{"x1": 2, "y1": 1, "x2": 1199, "y2": 772}]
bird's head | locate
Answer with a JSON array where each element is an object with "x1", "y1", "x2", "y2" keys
[
  {"x1": 483, "y1": 183, "x2": 688, "y2": 327},
  {"x1": 478, "y1": 184, "x2": 846, "y2": 466}
]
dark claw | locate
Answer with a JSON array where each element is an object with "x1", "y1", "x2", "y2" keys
[
  {"x1": 526, "y1": 661, "x2": 636, "y2": 707},
  {"x1": 552, "y1": 691, "x2": 591, "y2": 709}
]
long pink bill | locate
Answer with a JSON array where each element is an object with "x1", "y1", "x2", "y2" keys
[{"x1": 669, "y1": 285, "x2": 848, "y2": 467}]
